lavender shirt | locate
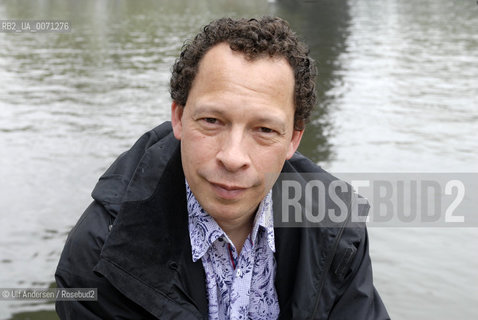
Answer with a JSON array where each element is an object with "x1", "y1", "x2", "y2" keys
[{"x1": 186, "y1": 182, "x2": 280, "y2": 320}]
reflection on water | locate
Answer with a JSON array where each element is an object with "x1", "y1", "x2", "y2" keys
[
  {"x1": 277, "y1": 0, "x2": 350, "y2": 162},
  {"x1": 0, "y1": 0, "x2": 477, "y2": 319}
]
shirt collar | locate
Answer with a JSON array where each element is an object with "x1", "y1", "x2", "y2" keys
[
  {"x1": 250, "y1": 191, "x2": 275, "y2": 252},
  {"x1": 186, "y1": 180, "x2": 275, "y2": 262}
]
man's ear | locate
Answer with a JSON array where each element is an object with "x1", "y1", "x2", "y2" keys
[
  {"x1": 286, "y1": 129, "x2": 304, "y2": 159},
  {"x1": 171, "y1": 101, "x2": 184, "y2": 140}
]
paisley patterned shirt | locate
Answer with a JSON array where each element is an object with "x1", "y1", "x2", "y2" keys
[{"x1": 186, "y1": 182, "x2": 280, "y2": 320}]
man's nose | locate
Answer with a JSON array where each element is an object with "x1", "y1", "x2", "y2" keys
[{"x1": 216, "y1": 129, "x2": 251, "y2": 172}]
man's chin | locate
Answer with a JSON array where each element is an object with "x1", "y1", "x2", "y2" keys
[{"x1": 202, "y1": 202, "x2": 257, "y2": 223}]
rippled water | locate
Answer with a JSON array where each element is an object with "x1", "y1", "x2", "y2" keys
[{"x1": 0, "y1": 0, "x2": 477, "y2": 319}]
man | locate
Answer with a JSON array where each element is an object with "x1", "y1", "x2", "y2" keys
[{"x1": 55, "y1": 17, "x2": 389, "y2": 319}]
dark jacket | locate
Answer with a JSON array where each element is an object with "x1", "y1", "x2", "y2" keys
[{"x1": 55, "y1": 122, "x2": 390, "y2": 319}]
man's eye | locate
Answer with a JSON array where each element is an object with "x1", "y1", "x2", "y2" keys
[
  {"x1": 259, "y1": 127, "x2": 274, "y2": 133},
  {"x1": 203, "y1": 118, "x2": 217, "y2": 124}
]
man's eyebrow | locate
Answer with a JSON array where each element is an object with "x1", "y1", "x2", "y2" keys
[{"x1": 192, "y1": 105, "x2": 226, "y2": 117}]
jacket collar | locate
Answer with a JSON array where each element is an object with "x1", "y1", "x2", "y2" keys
[{"x1": 94, "y1": 136, "x2": 208, "y2": 319}]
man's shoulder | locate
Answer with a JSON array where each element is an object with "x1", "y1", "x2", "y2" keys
[
  {"x1": 91, "y1": 121, "x2": 178, "y2": 217},
  {"x1": 59, "y1": 121, "x2": 178, "y2": 264},
  {"x1": 278, "y1": 152, "x2": 369, "y2": 228}
]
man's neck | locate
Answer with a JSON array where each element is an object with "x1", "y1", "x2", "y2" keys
[{"x1": 216, "y1": 214, "x2": 255, "y2": 255}]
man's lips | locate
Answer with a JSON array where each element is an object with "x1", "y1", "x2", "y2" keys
[
  {"x1": 209, "y1": 181, "x2": 248, "y2": 200},
  {"x1": 211, "y1": 182, "x2": 248, "y2": 190}
]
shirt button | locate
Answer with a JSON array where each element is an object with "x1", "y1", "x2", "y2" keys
[{"x1": 236, "y1": 268, "x2": 242, "y2": 277}]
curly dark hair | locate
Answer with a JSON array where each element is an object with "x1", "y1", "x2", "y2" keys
[{"x1": 170, "y1": 16, "x2": 317, "y2": 130}]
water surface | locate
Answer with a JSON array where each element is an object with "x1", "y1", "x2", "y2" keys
[{"x1": 0, "y1": 0, "x2": 477, "y2": 319}]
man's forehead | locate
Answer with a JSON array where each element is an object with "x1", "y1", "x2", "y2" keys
[
  {"x1": 198, "y1": 43, "x2": 293, "y2": 78},
  {"x1": 191, "y1": 43, "x2": 295, "y2": 102}
]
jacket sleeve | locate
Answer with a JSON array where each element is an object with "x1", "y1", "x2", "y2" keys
[
  {"x1": 328, "y1": 228, "x2": 390, "y2": 320},
  {"x1": 55, "y1": 201, "x2": 153, "y2": 320}
]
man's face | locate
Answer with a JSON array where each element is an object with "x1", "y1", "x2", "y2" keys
[{"x1": 171, "y1": 43, "x2": 303, "y2": 227}]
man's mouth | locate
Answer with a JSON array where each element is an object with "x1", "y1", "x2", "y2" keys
[{"x1": 209, "y1": 181, "x2": 248, "y2": 200}]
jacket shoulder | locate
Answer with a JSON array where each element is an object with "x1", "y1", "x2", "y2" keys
[
  {"x1": 283, "y1": 154, "x2": 388, "y2": 319},
  {"x1": 91, "y1": 122, "x2": 177, "y2": 217},
  {"x1": 58, "y1": 121, "x2": 177, "y2": 276}
]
